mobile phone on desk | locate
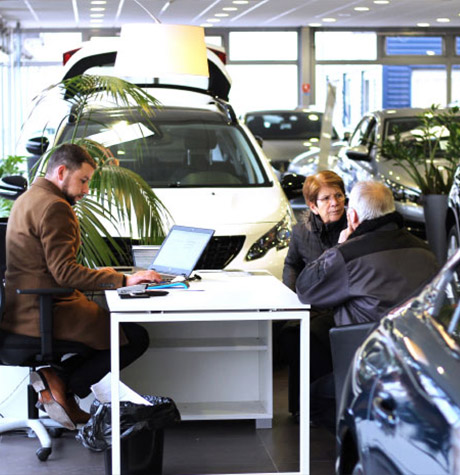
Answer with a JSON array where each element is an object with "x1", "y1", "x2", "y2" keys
[{"x1": 119, "y1": 290, "x2": 169, "y2": 299}]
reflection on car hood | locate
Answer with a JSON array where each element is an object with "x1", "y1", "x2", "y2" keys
[
  {"x1": 154, "y1": 186, "x2": 287, "y2": 226},
  {"x1": 376, "y1": 157, "x2": 450, "y2": 193},
  {"x1": 262, "y1": 139, "x2": 316, "y2": 162},
  {"x1": 388, "y1": 309, "x2": 460, "y2": 411}
]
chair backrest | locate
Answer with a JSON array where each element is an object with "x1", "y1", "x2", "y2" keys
[{"x1": 329, "y1": 322, "x2": 377, "y2": 415}]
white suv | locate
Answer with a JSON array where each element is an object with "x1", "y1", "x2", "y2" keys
[{"x1": 22, "y1": 41, "x2": 296, "y2": 279}]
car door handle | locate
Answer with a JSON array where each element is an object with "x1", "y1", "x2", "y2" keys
[{"x1": 373, "y1": 394, "x2": 398, "y2": 425}]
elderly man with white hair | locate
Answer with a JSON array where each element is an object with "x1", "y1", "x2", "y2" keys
[{"x1": 296, "y1": 180, "x2": 439, "y2": 427}]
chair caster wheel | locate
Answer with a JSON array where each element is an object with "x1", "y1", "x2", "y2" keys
[
  {"x1": 36, "y1": 446, "x2": 51, "y2": 461},
  {"x1": 49, "y1": 427, "x2": 64, "y2": 438}
]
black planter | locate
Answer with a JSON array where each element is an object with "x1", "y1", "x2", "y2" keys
[{"x1": 422, "y1": 194, "x2": 448, "y2": 265}]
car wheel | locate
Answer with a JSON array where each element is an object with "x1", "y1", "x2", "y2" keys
[
  {"x1": 352, "y1": 460, "x2": 364, "y2": 475},
  {"x1": 448, "y1": 225, "x2": 460, "y2": 260}
]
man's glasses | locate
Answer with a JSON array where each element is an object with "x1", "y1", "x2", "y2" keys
[{"x1": 316, "y1": 192, "x2": 346, "y2": 204}]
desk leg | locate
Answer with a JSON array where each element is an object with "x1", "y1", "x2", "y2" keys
[
  {"x1": 299, "y1": 315, "x2": 310, "y2": 474},
  {"x1": 111, "y1": 315, "x2": 121, "y2": 475}
]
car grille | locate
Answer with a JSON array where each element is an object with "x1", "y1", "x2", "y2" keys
[
  {"x1": 196, "y1": 235, "x2": 246, "y2": 269},
  {"x1": 102, "y1": 235, "x2": 245, "y2": 269}
]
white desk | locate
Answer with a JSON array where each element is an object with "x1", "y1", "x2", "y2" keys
[{"x1": 106, "y1": 271, "x2": 310, "y2": 475}]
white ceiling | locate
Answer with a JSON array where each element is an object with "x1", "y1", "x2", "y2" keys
[{"x1": 1, "y1": 0, "x2": 460, "y2": 30}]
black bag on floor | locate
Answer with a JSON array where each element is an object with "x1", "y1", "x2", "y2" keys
[{"x1": 76, "y1": 395, "x2": 181, "y2": 452}]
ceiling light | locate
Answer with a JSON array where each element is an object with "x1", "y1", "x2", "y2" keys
[
  {"x1": 215, "y1": 13, "x2": 229, "y2": 17},
  {"x1": 91, "y1": 7, "x2": 105, "y2": 11},
  {"x1": 417, "y1": 22, "x2": 430, "y2": 27},
  {"x1": 90, "y1": 19, "x2": 104, "y2": 23},
  {"x1": 200, "y1": 23, "x2": 212, "y2": 27},
  {"x1": 322, "y1": 18, "x2": 337, "y2": 22},
  {"x1": 207, "y1": 18, "x2": 221, "y2": 22},
  {"x1": 91, "y1": 13, "x2": 104, "y2": 18},
  {"x1": 436, "y1": 18, "x2": 450, "y2": 22},
  {"x1": 233, "y1": 0, "x2": 249, "y2": 4},
  {"x1": 373, "y1": 0, "x2": 389, "y2": 4},
  {"x1": 309, "y1": 23, "x2": 322, "y2": 27},
  {"x1": 91, "y1": 0, "x2": 107, "y2": 3},
  {"x1": 223, "y1": 7, "x2": 238, "y2": 11},
  {"x1": 426, "y1": 50, "x2": 436, "y2": 56},
  {"x1": 354, "y1": 7, "x2": 370, "y2": 11}
]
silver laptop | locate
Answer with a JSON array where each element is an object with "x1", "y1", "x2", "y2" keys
[{"x1": 147, "y1": 225, "x2": 214, "y2": 281}]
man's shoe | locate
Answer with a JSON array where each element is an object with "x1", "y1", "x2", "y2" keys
[{"x1": 30, "y1": 367, "x2": 89, "y2": 429}]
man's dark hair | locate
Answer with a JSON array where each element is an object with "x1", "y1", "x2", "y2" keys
[{"x1": 46, "y1": 144, "x2": 97, "y2": 175}]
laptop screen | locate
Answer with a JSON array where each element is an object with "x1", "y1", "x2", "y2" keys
[{"x1": 148, "y1": 225, "x2": 214, "y2": 277}]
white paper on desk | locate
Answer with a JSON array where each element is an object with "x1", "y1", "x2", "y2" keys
[{"x1": 91, "y1": 372, "x2": 153, "y2": 406}]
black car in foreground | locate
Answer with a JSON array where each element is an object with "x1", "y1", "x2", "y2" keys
[{"x1": 337, "y1": 249, "x2": 460, "y2": 475}]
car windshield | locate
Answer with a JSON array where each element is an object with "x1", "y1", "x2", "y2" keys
[
  {"x1": 384, "y1": 116, "x2": 460, "y2": 153},
  {"x1": 58, "y1": 110, "x2": 271, "y2": 188},
  {"x1": 245, "y1": 112, "x2": 338, "y2": 141}
]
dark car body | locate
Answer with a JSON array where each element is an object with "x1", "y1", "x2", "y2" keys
[
  {"x1": 336, "y1": 250, "x2": 460, "y2": 474},
  {"x1": 447, "y1": 165, "x2": 460, "y2": 259}
]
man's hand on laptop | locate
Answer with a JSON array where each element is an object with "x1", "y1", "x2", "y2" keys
[{"x1": 125, "y1": 270, "x2": 162, "y2": 286}]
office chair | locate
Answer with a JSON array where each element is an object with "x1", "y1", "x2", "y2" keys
[
  {"x1": 0, "y1": 177, "x2": 83, "y2": 461},
  {"x1": 329, "y1": 322, "x2": 377, "y2": 418}
]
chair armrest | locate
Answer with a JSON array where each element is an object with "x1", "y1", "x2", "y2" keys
[{"x1": 16, "y1": 288, "x2": 74, "y2": 362}]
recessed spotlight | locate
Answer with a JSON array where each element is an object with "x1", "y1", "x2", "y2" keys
[
  {"x1": 354, "y1": 7, "x2": 370, "y2": 11},
  {"x1": 417, "y1": 22, "x2": 430, "y2": 27},
  {"x1": 374, "y1": 0, "x2": 389, "y2": 4},
  {"x1": 215, "y1": 13, "x2": 229, "y2": 17},
  {"x1": 437, "y1": 17, "x2": 450, "y2": 22},
  {"x1": 322, "y1": 17, "x2": 337, "y2": 22},
  {"x1": 309, "y1": 23, "x2": 322, "y2": 27},
  {"x1": 223, "y1": 7, "x2": 238, "y2": 11},
  {"x1": 90, "y1": 13, "x2": 104, "y2": 18},
  {"x1": 207, "y1": 18, "x2": 221, "y2": 22}
]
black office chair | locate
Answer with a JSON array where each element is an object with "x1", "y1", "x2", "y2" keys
[
  {"x1": 0, "y1": 177, "x2": 84, "y2": 461},
  {"x1": 329, "y1": 322, "x2": 377, "y2": 418}
]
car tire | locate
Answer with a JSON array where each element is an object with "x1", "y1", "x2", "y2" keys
[{"x1": 447, "y1": 225, "x2": 460, "y2": 260}]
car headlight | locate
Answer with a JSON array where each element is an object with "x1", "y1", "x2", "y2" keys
[
  {"x1": 246, "y1": 214, "x2": 292, "y2": 261},
  {"x1": 384, "y1": 178, "x2": 421, "y2": 204}
]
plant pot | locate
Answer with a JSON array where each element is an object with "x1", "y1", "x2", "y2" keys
[{"x1": 422, "y1": 194, "x2": 449, "y2": 265}]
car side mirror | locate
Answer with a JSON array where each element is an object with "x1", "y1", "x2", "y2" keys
[
  {"x1": 346, "y1": 144, "x2": 371, "y2": 161},
  {"x1": 26, "y1": 136, "x2": 49, "y2": 156},
  {"x1": 280, "y1": 173, "x2": 306, "y2": 200},
  {"x1": 0, "y1": 175, "x2": 28, "y2": 200}
]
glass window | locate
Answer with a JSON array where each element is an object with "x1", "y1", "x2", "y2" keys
[
  {"x1": 205, "y1": 36, "x2": 223, "y2": 47},
  {"x1": 229, "y1": 31, "x2": 298, "y2": 61},
  {"x1": 228, "y1": 64, "x2": 298, "y2": 115},
  {"x1": 245, "y1": 111, "x2": 338, "y2": 140},
  {"x1": 456, "y1": 37, "x2": 460, "y2": 55},
  {"x1": 22, "y1": 33, "x2": 82, "y2": 62},
  {"x1": 315, "y1": 32, "x2": 377, "y2": 61},
  {"x1": 59, "y1": 110, "x2": 270, "y2": 188},
  {"x1": 385, "y1": 36, "x2": 443, "y2": 56}
]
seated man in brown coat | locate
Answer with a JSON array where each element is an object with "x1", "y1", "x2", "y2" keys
[{"x1": 0, "y1": 143, "x2": 161, "y2": 429}]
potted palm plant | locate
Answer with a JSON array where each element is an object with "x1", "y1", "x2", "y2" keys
[
  {"x1": 26, "y1": 74, "x2": 169, "y2": 268},
  {"x1": 381, "y1": 104, "x2": 460, "y2": 264}
]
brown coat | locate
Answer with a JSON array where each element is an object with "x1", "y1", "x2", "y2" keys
[{"x1": 0, "y1": 177, "x2": 126, "y2": 350}]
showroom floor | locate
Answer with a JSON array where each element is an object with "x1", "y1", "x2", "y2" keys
[{"x1": 0, "y1": 367, "x2": 336, "y2": 475}]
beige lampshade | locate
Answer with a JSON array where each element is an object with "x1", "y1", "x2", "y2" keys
[{"x1": 114, "y1": 24, "x2": 209, "y2": 77}]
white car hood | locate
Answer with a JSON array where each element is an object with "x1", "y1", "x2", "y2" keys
[{"x1": 154, "y1": 186, "x2": 287, "y2": 227}]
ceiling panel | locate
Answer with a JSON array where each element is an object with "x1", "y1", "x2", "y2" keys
[{"x1": 1, "y1": 0, "x2": 460, "y2": 29}]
